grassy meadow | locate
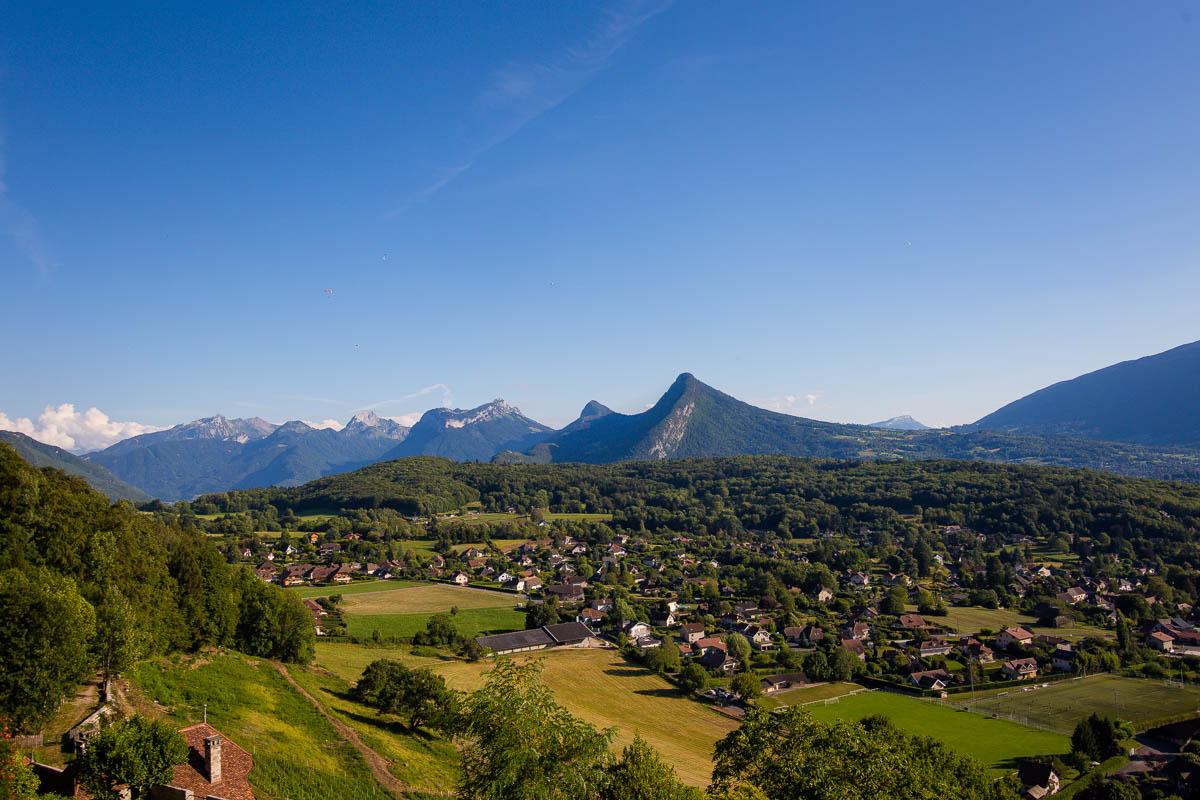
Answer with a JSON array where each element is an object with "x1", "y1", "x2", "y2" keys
[
  {"x1": 915, "y1": 605, "x2": 1113, "y2": 641},
  {"x1": 805, "y1": 690, "x2": 1069, "y2": 773},
  {"x1": 314, "y1": 643, "x2": 736, "y2": 786},
  {"x1": 346, "y1": 606, "x2": 526, "y2": 639},
  {"x1": 127, "y1": 653, "x2": 393, "y2": 800}
]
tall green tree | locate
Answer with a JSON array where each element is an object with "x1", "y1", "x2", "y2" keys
[
  {"x1": 453, "y1": 659, "x2": 613, "y2": 800},
  {"x1": 0, "y1": 568, "x2": 96, "y2": 731},
  {"x1": 713, "y1": 708, "x2": 1014, "y2": 800},
  {"x1": 78, "y1": 716, "x2": 188, "y2": 799},
  {"x1": 600, "y1": 735, "x2": 702, "y2": 800}
]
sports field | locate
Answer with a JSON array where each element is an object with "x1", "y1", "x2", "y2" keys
[
  {"x1": 805, "y1": 690, "x2": 1068, "y2": 773},
  {"x1": 950, "y1": 674, "x2": 1200, "y2": 734},
  {"x1": 314, "y1": 643, "x2": 736, "y2": 786}
]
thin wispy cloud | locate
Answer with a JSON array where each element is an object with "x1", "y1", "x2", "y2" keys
[
  {"x1": 387, "y1": 0, "x2": 672, "y2": 215},
  {"x1": 0, "y1": 128, "x2": 54, "y2": 276},
  {"x1": 758, "y1": 392, "x2": 825, "y2": 416}
]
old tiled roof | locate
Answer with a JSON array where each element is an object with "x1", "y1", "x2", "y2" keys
[{"x1": 170, "y1": 723, "x2": 256, "y2": 800}]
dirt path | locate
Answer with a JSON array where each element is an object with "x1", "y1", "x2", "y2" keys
[{"x1": 272, "y1": 662, "x2": 413, "y2": 799}]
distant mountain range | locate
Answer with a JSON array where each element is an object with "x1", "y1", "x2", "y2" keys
[
  {"x1": 84, "y1": 411, "x2": 410, "y2": 500},
  {"x1": 13, "y1": 338, "x2": 1197, "y2": 500},
  {"x1": 381, "y1": 400, "x2": 554, "y2": 462},
  {"x1": 0, "y1": 431, "x2": 150, "y2": 502},
  {"x1": 973, "y1": 340, "x2": 1200, "y2": 447},
  {"x1": 495, "y1": 374, "x2": 1200, "y2": 484},
  {"x1": 869, "y1": 415, "x2": 930, "y2": 431}
]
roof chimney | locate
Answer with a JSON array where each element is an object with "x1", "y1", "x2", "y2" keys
[{"x1": 204, "y1": 734, "x2": 222, "y2": 783}]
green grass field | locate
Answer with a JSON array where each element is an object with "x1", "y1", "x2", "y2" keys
[
  {"x1": 805, "y1": 690, "x2": 1068, "y2": 773},
  {"x1": 347, "y1": 606, "x2": 526, "y2": 639},
  {"x1": 328, "y1": 582, "x2": 522, "y2": 641},
  {"x1": 951, "y1": 674, "x2": 1200, "y2": 734},
  {"x1": 128, "y1": 653, "x2": 391, "y2": 800},
  {"x1": 285, "y1": 665, "x2": 461, "y2": 795},
  {"x1": 339, "y1": 583, "x2": 516, "y2": 614},
  {"x1": 290, "y1": 579, "x2": 423, "y2": 599},
  {"x1": 916, "y1": 605, "x2": 1112, "y2": 641},
  {"x1": 314, "y1": 643, "x2": 735, "y2": 786},
  {"x1": 756, "y1": 681, "x2": 862, "y2": 710}
]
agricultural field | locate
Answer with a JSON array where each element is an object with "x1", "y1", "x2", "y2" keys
[
  {"x1": 805, "y1": 690, "x2": 1069, "y2": 773},
  {"x1": 339, "y1": 583, "x2": 516, "y2": 615},
  {"x1": 127, "y1": 653, "x2": 392, "y2": 800},
  {"x1": 314, "y1": 643, "x2": 736, "y2": 786},
  {"x1": 346, "y1": 606, "x2": 526, "y2": 639},
  {"x1": 950, "y1": 674, "x2": 1200, "y2": 734},
  {"x1": 330, "y1": 582, "x2": 524, "y2": 640},
  {"x1": 916, "y1": 605, "x2": 1112, "y2": 641}
]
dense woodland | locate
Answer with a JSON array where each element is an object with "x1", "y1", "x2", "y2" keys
[
  {"x1": 0, "y1": 443, "x2": 314, "y2": 732},
  {"x1": 184, "y1": 456, "x2": 1200, "y2": 568}
]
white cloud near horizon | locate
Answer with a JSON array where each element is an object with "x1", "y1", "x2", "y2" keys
[
  {"x1": 0, "y1": 404, "x2": 163, "y2": 453},
  {"x1": 388, "y1": 0, "x2": 672, "y2": 213}
]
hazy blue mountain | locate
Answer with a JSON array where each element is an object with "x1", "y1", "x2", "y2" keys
[
  {"x1": 87, "y1": 412, "x2": 409, "y2": 500},
  {"x1": 496, "y1": 373, "x2": 1200, "y2": 483},
  {"x1": 870, "y1": 415, "x2": 931, "y2": 431},
  {"x1": 559, "y1": 400, "x2": 615, "y2": 434},
  {"x1": 974, "y1": 339, "x2": 1200, "y2": 447},
  {"x1": 0, "y1": 431, "x2": 151, "y2": 502},
  {"x1": 382, "y1": 400, "x2": 554, "y2": 462}
]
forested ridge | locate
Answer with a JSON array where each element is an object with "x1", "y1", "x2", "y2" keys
[
  {"x1": 0, "y1": 442, "x2": 314, "y2": 732},
  {"x1": 193, "y1": 455, "x2": 1200, "y2": 546}
]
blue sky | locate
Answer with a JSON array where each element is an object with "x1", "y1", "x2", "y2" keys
[{"x1": 2, "y1": 1, "x2": 1198, "y2": 449}]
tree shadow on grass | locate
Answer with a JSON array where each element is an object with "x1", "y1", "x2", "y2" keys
[
  {"x1": 604, "y1": 667, "x2": 650, "y2": 678},
  {"x1": 634, "y1": 687, "x2": 685, "y2": 698},
  {"x1": 317, "y1": 686, "x2": 437, "y2": 740}
]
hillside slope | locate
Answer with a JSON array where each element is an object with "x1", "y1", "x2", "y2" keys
[
  {"x1": 974, "y1": 340, "x2": 1200, "y2": 447},
  {"x1": 0, "y1": 431, "x2": 151, "y2": 502}
]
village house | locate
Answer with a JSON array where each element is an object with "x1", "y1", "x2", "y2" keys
[
  {"x1": 909, "y1": 668, "x2": 951, "y2": 690},
  {"x1": 842, "y1": 621, "x2": 870, "y2": 641},
  {"x1": 916, "y1": 637, "x2": 953, "y2": 658},
  {"x1": 1051, "y1": 645, "x2": 1077, "y2": 672},
  {"x1": 623, "y1": 621, "x2": 652, "y2": 640},
  {"x1": 840, "y1": 638, "x2": 867, "y2": 660},
  {"x1": 678, "y1": 622, "x2": 707, "y2": 644},
  {"x1": 1017, "y1": 762, "x2": 1061, "y2": 800},
  {"x1": 898, "y1": 613, "x2": 927, "y2": 630},
  {"x1": 760, "y1": 673, "x2": 806, "y2": 694},
  {"x1": 35, "y1": 723, "x2": 256, "y2": 800},
  {"x1": 997, "y1": 626, "x2": 1035, "y2": 650},
  {"x1": 699, "y1": 648, "x2": 737, "y2": 673},
  {"x1": 1002, "y1": 657, "x2": 1039, "y2": 680},
  {"x1": 451, "y1": 571, "x2": 470, "y2": 586},
  {"x1": 849, "y1": 571, "x2": 871, "y2": 588},
  {"x1": 515, "y1": 575, "x2": 543, "y2": 592},
  {"x1": 577, "y1": 607, "x2": 605, "y2": 625},
  {"x1": 812, "y1": 587, "x2": 834, "y2": 604}
]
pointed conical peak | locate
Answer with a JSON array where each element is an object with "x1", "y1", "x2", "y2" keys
[
  {"x1": 348, "y1": 409, "x2": 382, "y2": 427},
  {"x1": 579, "y1": 400, "x2": 613, "y2": 419}
]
